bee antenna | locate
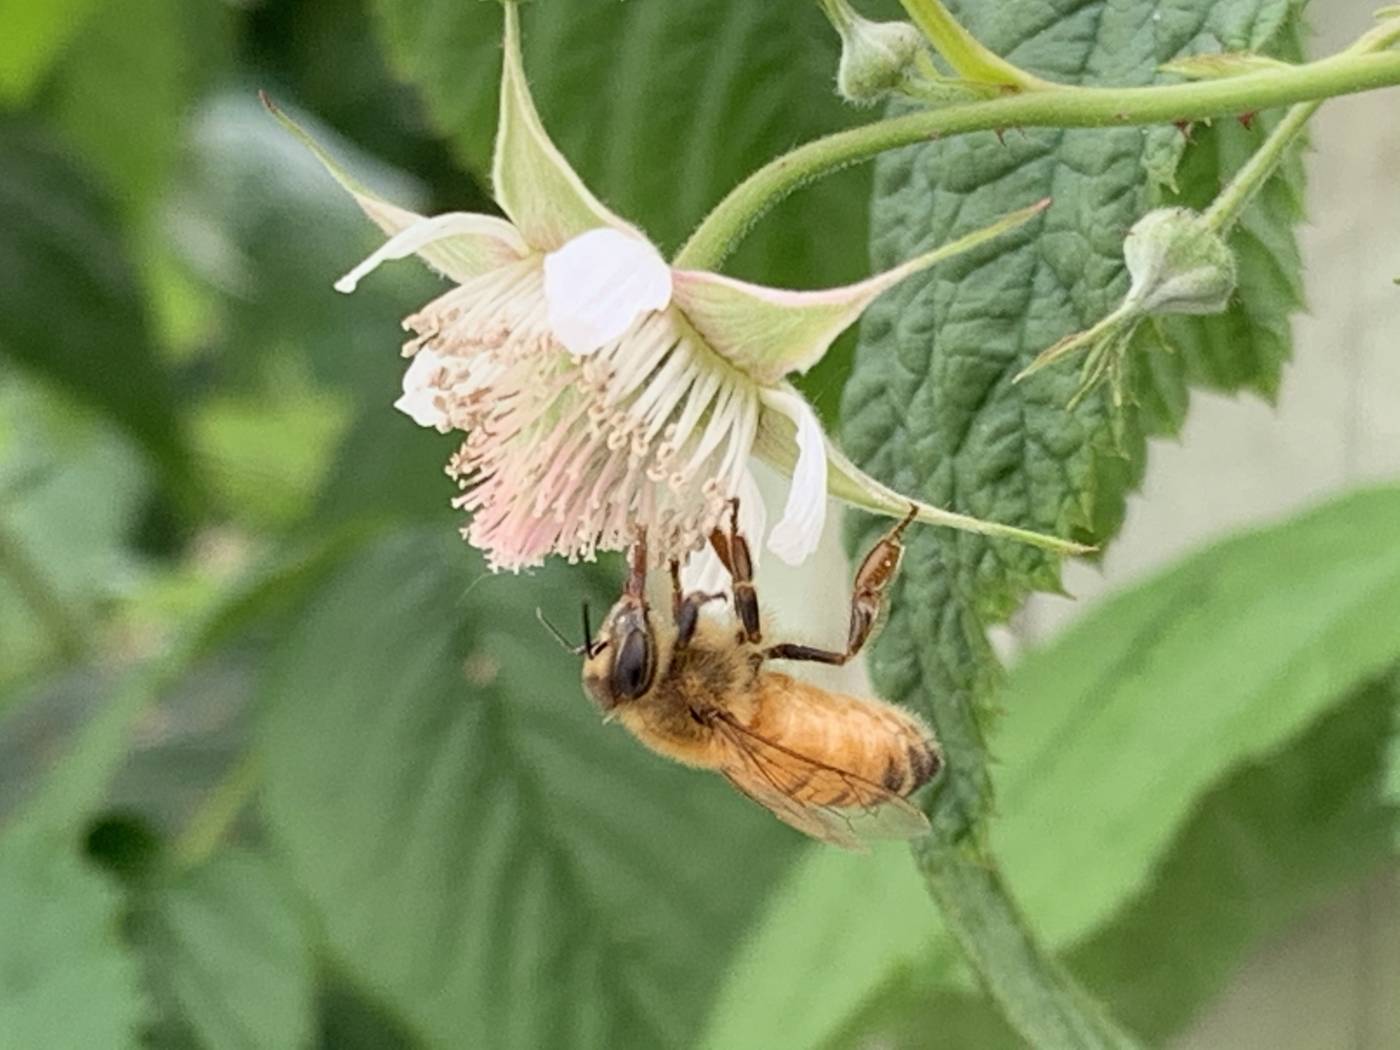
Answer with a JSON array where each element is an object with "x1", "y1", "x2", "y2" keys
[
  {"x1": 580, "y1": 601, "x2": 596, "y2": 657},
  {"x1": 535, "y1": 608, "x2": 584, "y2": 656}
]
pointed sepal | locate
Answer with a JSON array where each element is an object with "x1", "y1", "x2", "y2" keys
[
  {"x1": 752, "y1": 386, "x2": 1091, "y2": 556},
  {"x1": 671, "y1": 199, "x2": 1051, "y2": 385},
  {"x1": 263, "y1": 93, "x2": 528, "y2": 284},
  {"x1": 492, "y1": 3, "x2": 636, "y2": 250}
]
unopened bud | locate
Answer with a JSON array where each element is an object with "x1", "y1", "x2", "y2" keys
[
  {"x1": 1122, "y1": 207, "x2": 1236, "y2": 316},
  {"x1": 834, "y1": 16, "x2": 925, "y2": 105},
  {"x1": 1017, "y1": 207, "x2": 1236, "y2": 400}
]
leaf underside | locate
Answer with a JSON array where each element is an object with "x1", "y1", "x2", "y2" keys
[{"x1": 841, "y1": 0, "x2": 1308, "y2": 835}]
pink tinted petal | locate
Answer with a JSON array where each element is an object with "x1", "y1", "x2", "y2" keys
[{"x1": 393, "y1": 349, "x2": 450, "y2": 429}]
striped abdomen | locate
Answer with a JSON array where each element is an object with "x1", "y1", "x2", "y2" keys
[{"x1": 727, "y1": 673, "x2": 940, "y2": 809}]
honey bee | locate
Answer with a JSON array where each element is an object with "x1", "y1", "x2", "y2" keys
[{"x1": 550, "y1": 501, "x2": 941, "y2": 850}]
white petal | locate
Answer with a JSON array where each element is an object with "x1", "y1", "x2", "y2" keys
[
  {"x1": 759, "y1": 389, "x2": 828, "y2": 565},
  {"x1": 680, "y1": 545, "x2": 729, "y2": 597},
  {"x1": 543, "y1": 228, "x2": 672, "y2": 355},
  {"x1": 335, "y1": 212, "x2": 528, "y2": 293},
  {"x1": 393, "y1": 350, "x2": 449, "y2": 429}
]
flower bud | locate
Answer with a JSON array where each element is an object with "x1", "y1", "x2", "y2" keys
[
  {"x1": 834, "y1": 15, "x2": 925, "y2": 105},
  {"x1": 1121, "y1": 207, "x2": 1236, "y2": 316},
  {"x1": 1017, "y1": 208, "x2": 1236, "y2": 402}
]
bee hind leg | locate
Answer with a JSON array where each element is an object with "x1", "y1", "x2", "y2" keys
[
  {"x1": 765, "y1": 504, "x2": 917, "y2": 666},
  {"x1": 708, "y1": 498, "x2": 761, "y2": 644}
]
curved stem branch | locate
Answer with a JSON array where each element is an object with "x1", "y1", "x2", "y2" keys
[
  {"x1": 1202, "y1": 99, "x2": 1317, "y2": 233},
  {"x1": 899, "y1": 0, "x2": 1052, "y2": 90},
  {"x1": 1204, "y1": 18, "x2": 1400, "y2": 234},
  {"x1": 675, "y1": 48, "x2": 1400, "y2": 270}
]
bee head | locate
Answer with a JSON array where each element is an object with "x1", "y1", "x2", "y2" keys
[
  {"x1": 581, "y1": 595, "x2": 658, "y2": 713},
  {"x1": 541, "y1": 599, "x2": 658, "y2": 713}
]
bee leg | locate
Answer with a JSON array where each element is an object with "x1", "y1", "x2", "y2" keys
[
  {"x1": 765, "y1": 504, "x2": 916, "y2": 666},
  {"x1": 669, "y1": 558, "x2": 725, "y2": 649},
  {"x1": 624, "y1": 527, "x2": 649, "y2": 602},
  {"x1": 709, "y1": 498, "x2": 761, "y2": 644}
]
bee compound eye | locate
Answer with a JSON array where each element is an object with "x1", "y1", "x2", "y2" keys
[{"x1": 610, "y1": 625, "x2": 655, "y2": 700}]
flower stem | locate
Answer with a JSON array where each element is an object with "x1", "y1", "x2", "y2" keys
[
  {"x1": 676, "y1": 46, "x2": 1400, "y2": 270},
  {"x1": 1203, "y1": 17, "x2": 1400, "y2": 234},
  {"x1": 899, "y1": 0, "x2": 1052, "y2": 91},
  {"x1": 815, "y1": 0, "x2": 855, "y2": 33},
  {"x1": 917, "y1": 834, "x2": 1144, "y2": 1048},
  {"x1": 1201, "y1": 100, "x2": 1317, "y2": 234}
]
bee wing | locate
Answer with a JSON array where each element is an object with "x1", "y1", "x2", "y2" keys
[{"x1": 711, "y1": 711, "x2": 930, "y2": 852}]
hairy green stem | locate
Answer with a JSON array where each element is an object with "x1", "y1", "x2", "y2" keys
[
  {"x1": 1203, "y1": 100, "x2": 1317, "y2": 233},
  {"x1": 918, "y1": 836, "x2": 1144, "y2": 1048},
  {"x1": 899, "y1": 0, "x2": 1052, "y2": 90},
  {"x1": 815, "y1": 0, "x2": 856, "y2": 33},
  {"x1": 1205, "y1": 18, "x2": 1400, "y2": 233},
  {"x1": 676, "y1": 48, "x2": 1400, "y2": 269}
]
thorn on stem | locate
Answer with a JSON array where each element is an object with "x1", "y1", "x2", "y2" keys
[
  {"x1": 1237, "y1": 111, "x2": 1257, "y2": 130},
  {"x1": 1173, "y1": 120, "x2": 1193, "y2": 139}
]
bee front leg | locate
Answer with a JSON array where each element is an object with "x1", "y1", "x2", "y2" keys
[
  {"x1": 669, "y1": 557, "x2": 725, "y2": 650},
  {"x1": 765, "y1": 504, "x2": 917, "y2": 666},
  {"x1": 624, "y1": 527, "x2": 649, "y2": 601},
  {"x1": 708, "y1": 498, "x2": 761, "y2": 644}
]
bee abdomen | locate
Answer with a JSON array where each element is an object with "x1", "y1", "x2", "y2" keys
[
  {"x1": 877, "y1": 736, "x2": 940, "y2": 797},
  {"x1": 906, "y1": 739, "x2": 940, "y2": 791}
]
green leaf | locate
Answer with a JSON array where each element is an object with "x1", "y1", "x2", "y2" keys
[
  {"x1": 0, "y1": 377, "x2": 149, "y2": 689},
  {"x1": 841, "y1": 0, "x2": 1307, "y2": 834},
  {"x1": 0, "y1": 830, "x2": 148, "y2": 1050},
  {"x1": 0, "y1": 120, "x2": 194, "y2": 495},
  {"x1": 703, "y1": 488, "x2": 1400, "y2": 1047},
  {"x1": 176, "y1": 93, "x2": 451, "y2": 526},
  {"x1": 138, "y1": 850, "x2": 315, "y2": 1050},
  {"x1": 1, "y1": 526, "x2": 376, "y2": 836},
  {"x1": 259, "y1": 532, "x2": 800, "y2": 1049},
  {"x1": 41, "y1": 0, "x2": 232, "y2": 222},
  {"x1": 991, "y1": 486, "x2": 1400, "y2": 946},
  {"x1": 315, "y1": 976, "x2": 423, "y2": 1050},
  {"x1": 829, "y1": 673, "x2": 1400, "y2": 1049},
  {"x1": 0, "y1": 0, "x2": 102, "y2": 103},
  {"x1": 1061, "y1": 674, "x2": 1398, "y2": 1041},
  {"x1": 698, "y1": 843, "x2": 939, "y2": 1050},
  {"x1": 368, "y1": 0, "x2": 877, "y2": 420}
]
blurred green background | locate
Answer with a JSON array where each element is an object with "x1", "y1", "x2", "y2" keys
[{"x1": 1, "y1": 0, "x2": 1397, "y2": 1048}]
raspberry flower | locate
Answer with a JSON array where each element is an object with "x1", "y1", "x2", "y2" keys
[{"x1": 267, "y1": 4, "x2": 1082, "y2": 571}]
